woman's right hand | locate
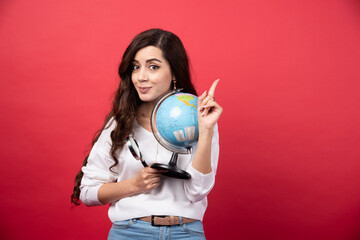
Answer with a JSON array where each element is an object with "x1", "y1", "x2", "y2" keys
[
  {"x1": 132, "y1": 167, "x2": 163, "y2": 193},
  {"x1": 98, "y1": 166, "x2": 164, "y2": 205}
]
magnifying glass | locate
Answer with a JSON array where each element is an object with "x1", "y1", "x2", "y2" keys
[{"x1": 126, "y1": 134, "x2": 148, "y2": 167}]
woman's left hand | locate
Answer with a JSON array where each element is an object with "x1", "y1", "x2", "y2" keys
[{"x1": 197, "y1": 79, "x2": 223, "y2": 131}]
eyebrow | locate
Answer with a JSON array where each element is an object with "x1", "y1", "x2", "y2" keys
[{"x1": 132, "y1": 58, "x2": 163, "y2": 63}]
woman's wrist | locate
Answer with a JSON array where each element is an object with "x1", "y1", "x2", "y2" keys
[
  {"x1": 129, "y1": 177, "x2": 142, "y2": 195},
  {"x1": 199, "y1": 127, "x2": 214, "y2": 138}
]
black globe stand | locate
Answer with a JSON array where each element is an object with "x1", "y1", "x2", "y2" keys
[{"x1": 151, "y1": 152, "x2": 191, "y2": 179}]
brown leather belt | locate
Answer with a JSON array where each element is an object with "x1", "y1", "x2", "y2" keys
[{"x1": 138, "y1": 216, "x2": 197, "y2": 226}]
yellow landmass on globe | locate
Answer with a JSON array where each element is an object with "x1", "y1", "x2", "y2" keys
[{"x1": 177, "y1": 95, "x2": 197, "y2": 109}]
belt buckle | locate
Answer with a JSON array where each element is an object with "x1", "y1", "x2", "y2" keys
[{"x1": 151, "y1": 215, "x2": 167, "y2": 227}]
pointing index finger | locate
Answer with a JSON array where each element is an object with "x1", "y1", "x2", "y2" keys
[{"x1": 208, "y1": 79, "x2": 220, "y2": 97}]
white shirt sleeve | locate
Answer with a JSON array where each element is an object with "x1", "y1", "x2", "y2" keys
[
  {"x1": 183, "y1": 124, "x2": 220, "y2": 203},
  {"x1": 79, "y1": 120, "x2": 118, "y2": 206}
]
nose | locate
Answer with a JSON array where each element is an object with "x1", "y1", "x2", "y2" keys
[{"x1": 137, "y1": 67, "x2": 148, "y2": 82}]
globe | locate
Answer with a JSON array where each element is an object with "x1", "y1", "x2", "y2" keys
[{"x1": 151, "y1": 90, "x2": 199, "y2": 154}]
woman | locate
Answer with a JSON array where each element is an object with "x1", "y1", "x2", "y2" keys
[{"x1": 71, "y1": 28, "x2": 223, "y2": 239}]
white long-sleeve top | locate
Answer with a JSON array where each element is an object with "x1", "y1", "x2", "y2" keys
[{"x1": 80, "y1": 119, "x2": 219, "y2": 222}]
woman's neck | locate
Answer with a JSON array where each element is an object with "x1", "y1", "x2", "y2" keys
[
  {"x1": 136, "y1": 102, "x2": 156, "y2": 132},
  {"x1": 138, "y1": 102, "x2": 155, "y2": 119}
]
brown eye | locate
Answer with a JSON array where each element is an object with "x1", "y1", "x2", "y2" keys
[
  {"x1": 149, "y1": 65, "x2": 159, "y2": 70},
  {"x1": 132, "y1": 65, "x2": 140, "y2": 71}
]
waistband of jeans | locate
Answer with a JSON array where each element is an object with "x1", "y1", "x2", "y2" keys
[{"x1": 138, "y1": 215, "x2": 197, "y2": 226}]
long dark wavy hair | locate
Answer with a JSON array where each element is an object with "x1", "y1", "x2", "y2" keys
[{"x1": 71, "y1": 28, "x2": 198, "y2": 205}]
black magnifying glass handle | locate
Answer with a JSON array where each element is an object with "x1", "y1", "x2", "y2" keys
[{"x1": 140, "y1": 159, "x2": 148, "y2": 167}]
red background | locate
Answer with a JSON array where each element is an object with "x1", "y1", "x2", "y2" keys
[{"x1": 1, "y1": 0, "x2": 360, "y2": 239}]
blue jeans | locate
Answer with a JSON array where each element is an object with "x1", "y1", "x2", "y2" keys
[{"x1": 108, "y1": 218, "x2": 206, "y2": 240}]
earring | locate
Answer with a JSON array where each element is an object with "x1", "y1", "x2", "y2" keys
[{"x1": 173, "y1": 79, "x2": 177, "y2": 90}]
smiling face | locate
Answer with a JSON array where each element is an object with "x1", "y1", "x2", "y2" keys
[{"x1": 131, "y1": 46, "x2": 173, "y2": 105}]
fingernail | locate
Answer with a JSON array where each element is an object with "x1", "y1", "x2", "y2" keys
[{"x1": 202, "y1": 90, "x2": 207, "y2": 96}]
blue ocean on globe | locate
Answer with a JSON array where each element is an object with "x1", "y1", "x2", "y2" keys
[{"x1": 156, "y1": 93, "x2": 199, "y2": 148}]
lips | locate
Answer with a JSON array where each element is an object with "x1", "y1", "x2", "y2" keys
[{"x1": 138, "y1": 87, "x2": 151, "y2": 93}]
